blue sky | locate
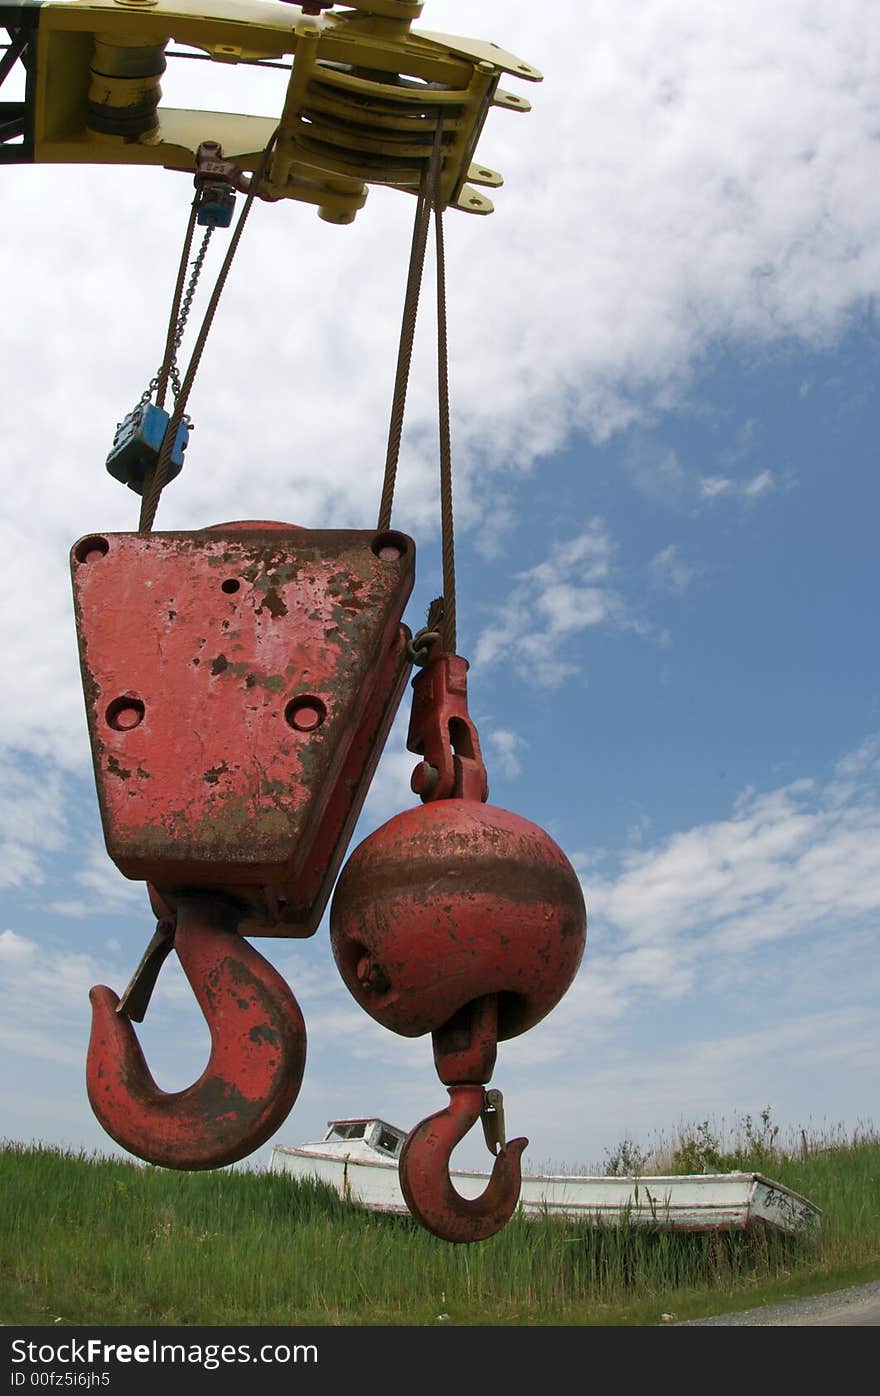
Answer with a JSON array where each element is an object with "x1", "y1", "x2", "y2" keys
[{"x1": 1, "y1": 0, "x2": 878, "y2": 1176}]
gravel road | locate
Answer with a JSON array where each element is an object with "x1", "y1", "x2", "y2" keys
[{"x1": 675, "y1": 1279, "x2": 880, "y2": 1326}]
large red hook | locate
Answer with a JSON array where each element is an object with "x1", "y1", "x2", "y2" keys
[
  {"x1": 87, "y1": 893, "x2": 306, "y2": 1170},
  {"x1": 398, "y1": 1084, "x2": 528, "y2": 1243}
]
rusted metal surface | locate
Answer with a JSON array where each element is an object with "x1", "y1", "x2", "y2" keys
[
  {"x1": 398, "y1": 1084, "x2": 527, "y2": 1244},
  {"x1": 430, "y1": 993, "x2": 499, "y2": 1086},
  {"x1": 329, "y1": 797, "x2": 587, "y2": 1039},
  {"x1": 407, "y1": 653, "x2": 488, "y2": 802},
  {"x1": 70, "y1": 521, "x2": 414, "y2": 934},
  {"x1": 330, "y1": 648, "x2": 586, "y2": 1241},
  {"x1": 87, "y1": 893, "x2": 307, "y2": 1169}
]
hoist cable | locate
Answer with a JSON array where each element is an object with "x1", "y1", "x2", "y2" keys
[
  {"x1": 433, "y1": 167, "x2": 455, "y2": 654},
  {"x1": 376, "y1": 116, "x2": 458, "y2": 654},
  {"x1": 138, "y1": 131, "x2": 279, "y2": 533},
  {"x1": 376, "y1": 121, "x2": 444, "y2": 535}
]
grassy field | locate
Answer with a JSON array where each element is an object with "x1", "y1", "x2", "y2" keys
[{"x1": 2, "y1": 1114, "x2": 878, "y2": 1327}]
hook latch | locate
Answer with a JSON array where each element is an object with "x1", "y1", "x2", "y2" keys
[
  {"x1": 115, "y1": 918, "x2": 175, "y2": 1023},
  {"x1": 481, "y1": 1088, "x2": 506, "y2": 1156}
]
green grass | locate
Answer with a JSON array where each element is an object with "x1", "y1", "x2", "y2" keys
[{"x1": 2, "y1": 1116, "x2": 878, "y2": 1327}]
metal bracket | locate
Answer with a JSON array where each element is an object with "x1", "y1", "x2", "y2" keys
[{"x1": 406, "y1": 652, "x2": 489, "y2": 804}]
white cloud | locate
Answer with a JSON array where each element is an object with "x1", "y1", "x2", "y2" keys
[
  {"x1": 699, "y1": 469, "x2": 777, "y2": 500},
  {"x1": 827, "y1": 733, "x2": 880, "y2": 803},
  {"x1": 511, "y1": 1006, "x2": 879, "y2": 1171},
  {"x1": 474, "y1": 518, "x2": 641, "y2": 686},
  {"x1": 588, "y1": 769, "x2": 880, "y2": 954},
  {"x1": 622, "y1": 438, "x2": 690, "y2": 504},
  {"x1": 489, "y1": 735, "x2": 880, "y2": 1108},
  {"x1": 46, "y1": 842, "x2": 146, "y2": 919},
  {"x1": 620, "y1": 430, "x2": 784, "y2": 510},
  {"x1": 0, "y1": 928, "x2": 34, "y2": 963},
  {"x1": 648, "y1": 543, "x2": 697, "y2": 594},
  {"x1": 0, "y1": 756, "x2": 69, "y2": 887},
  {"x1": 486, "y1": 728, "x2": 528, "y2": 779},
  {"x1": 0, "y1": 929, "x2": 115, "y2": 1066}
]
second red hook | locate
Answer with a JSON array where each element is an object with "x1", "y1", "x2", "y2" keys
[
  {"x1": 399, "y1": 1084, "x2": 528, "y2": 1244},
  {"x1": 87, "y1": 894, "x2": 306, "y2": 1170}
]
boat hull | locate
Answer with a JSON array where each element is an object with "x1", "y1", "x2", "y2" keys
[{"x1": 269, "y1": 1143, "x2": 821, "y2": 1236}]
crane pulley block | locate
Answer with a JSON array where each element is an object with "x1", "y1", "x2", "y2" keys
[
  {"x1": 0, "y1": 0, "x2": 541, "y2": 223},
  {"x1": 106, "y1": 403, "x2": 189, "y2": 495},
  {"x1": 70, "y1": 521, "x2": 415, "y2": 936}
]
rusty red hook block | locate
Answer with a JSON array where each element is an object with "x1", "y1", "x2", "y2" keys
[
  {"x1": 71, "y1": 521, "x2": 415, "y2": 1167},
  {"x1": 87, "y1": 894, "x2": 306, "y2": 1170},
  {"x1": 399, "y1": 1084, "x2": 528, "y2": 1244}
]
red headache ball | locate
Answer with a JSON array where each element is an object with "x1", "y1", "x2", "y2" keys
[{"x1": 330, "y1": 799, "x2": 587, "y2": 1039}]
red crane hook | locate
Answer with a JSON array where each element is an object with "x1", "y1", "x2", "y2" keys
[
  {"x1": 87, "y1": 893, "x2": 306, "y2": 1170},
  {"x1": 399, "y1": 1084, "x2": 527, "y2": 1243}
]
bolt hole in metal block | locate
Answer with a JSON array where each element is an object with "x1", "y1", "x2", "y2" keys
[
  {"x1": 74, "y1": 535, "x2": 110, "y2": 564},
  {"x1": 371, "y1": 530, "x2": 410, "y2": 563},
  {"x1": 284, "y1": 695, "x2": 327, "y2": 732},
  {"x1": 105, "y1": 696, "x2": 146, "y2": 731}
]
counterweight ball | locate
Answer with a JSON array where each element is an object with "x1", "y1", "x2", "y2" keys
[{"x1": 330, "y1": 800, "x2": 587, "y2": 1039}]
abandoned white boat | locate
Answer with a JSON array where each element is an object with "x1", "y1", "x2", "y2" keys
[{"x1": 268, "y1": 1117, "x2": 821, "y2": 1236}]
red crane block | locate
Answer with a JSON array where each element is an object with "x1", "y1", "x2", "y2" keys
[{"x1": 71, "y1": 522, "x2": 414, "y2": 936}]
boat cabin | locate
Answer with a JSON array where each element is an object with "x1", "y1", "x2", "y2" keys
[{"x1": 319, "y1": 1119, "x2": 407, "y2": 1160}]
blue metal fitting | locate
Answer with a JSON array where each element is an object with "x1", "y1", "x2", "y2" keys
[
  {"x1": 197, "y1": 182, "x2": 236, "y2": 228},
  {"x1": 106, "y1": 403, "x2": 189, "y2": 495}
]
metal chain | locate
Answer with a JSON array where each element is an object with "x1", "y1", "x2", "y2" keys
[
  {"x1": 140, "y1": 222, "x2": 213, "y2": 409},
  {"x1": 140, "y1": 198, "x2": 199, "y2": 411},
  {"x1": 407, "y1": 623, "x2": 441, "y2": 665},
  {"x1": 138, "y1": 131, "x2": 279, "y2": 533},
  {"x1": 138, "y1": 376, "x2": 160, "y2": 408},
  {"x1": 163, "y1": 225, "x2": 215, "y2": 404}
]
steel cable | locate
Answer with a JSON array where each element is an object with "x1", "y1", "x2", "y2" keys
[
  {"x1": 433, "y1": 170, "x2": 455, "y2": 654},
  {"x1": 376, "y1": 116, "x2": 457, "y2": 653},
  {"x1": 376, "y1": 152, "x2": 435, "y2": 535}
]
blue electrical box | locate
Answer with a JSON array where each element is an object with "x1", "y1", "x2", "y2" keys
[
  {"x1": 106, "y1": 404, "x2": 189, "y2": 495},
  {"x1": 197, "y1": 182, "x2": 236, "y2": 228}
]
